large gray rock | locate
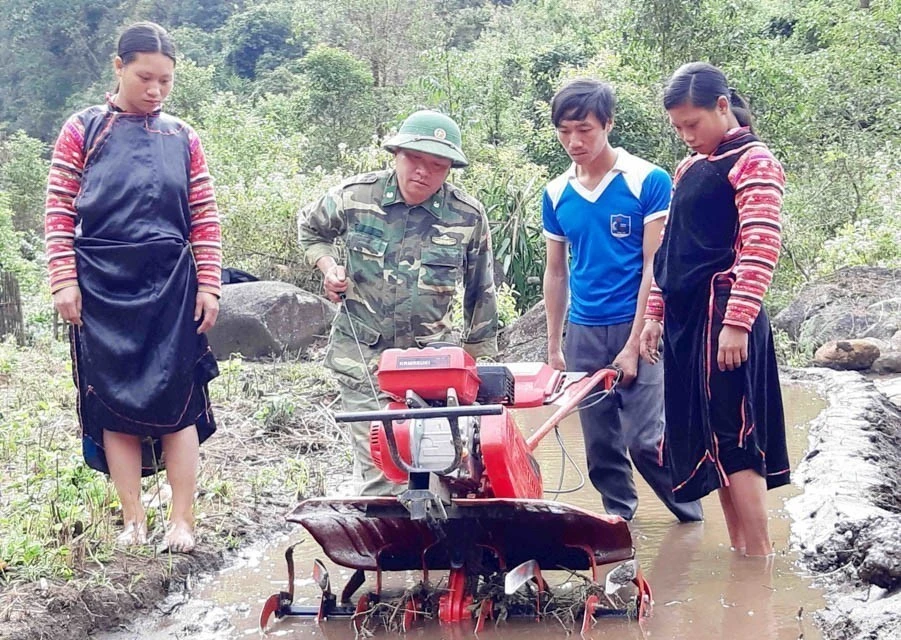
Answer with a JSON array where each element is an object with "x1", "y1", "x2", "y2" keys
[
  {"x1": 773, "y1": 267, "x2": 901, "y2": 350},
  {"x1": 500, "y1": 300, "x2": 548, "y2": 363},
  {"x1": 207, "y1": 281, "x2": 336, "y2": 360},
  {"x1": 813, "y1": 339, "x2": 880, "y2": 371},
  {"x1": 872, "y1": 352, "x2": 901, "y2": 375},
  {"x1": 856, "y1": 515, "x2": 901, "y2": 590}
]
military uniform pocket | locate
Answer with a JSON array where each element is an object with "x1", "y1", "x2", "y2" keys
[
  {"x1": 419, "y1": 245, "x2": 463, "y2": 290},
  {"x1": 346, "y1": 231, "x2": 387, "y2": 285}
]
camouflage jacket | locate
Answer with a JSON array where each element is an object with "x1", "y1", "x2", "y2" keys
[{"x1": 298, "y1": 169, "x2": 498, "y2": 361}]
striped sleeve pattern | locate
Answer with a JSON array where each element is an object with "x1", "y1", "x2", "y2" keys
[
  {"x1": 187, "y1": 129, "x2": 222, "y2": 297},
  {"x1": 44, "y1": 116, "x2": 85, "y2": 293},
  {"x1": 723, "y1": 147, "x2": 785, "y2": 330}
]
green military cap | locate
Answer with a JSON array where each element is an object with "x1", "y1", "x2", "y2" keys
[{"x1": 382, "y1": 110, "x2": 469, "y2": 168}]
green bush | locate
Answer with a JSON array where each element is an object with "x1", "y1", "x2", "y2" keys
[
  {"x1": 461, "y1": 147, "x2": 548, "y2": 312},
  {"x1": 0, "y1": 131, "x2": 48, "y2": 235}
]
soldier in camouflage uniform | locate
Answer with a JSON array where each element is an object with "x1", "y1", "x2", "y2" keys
[{"x1": 298, "y1": 110, "x2": 498, "y2": 496}]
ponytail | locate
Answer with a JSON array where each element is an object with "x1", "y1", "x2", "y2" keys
[{"x1": 728, "y1": 87, "x2": 753, "y2": 130}]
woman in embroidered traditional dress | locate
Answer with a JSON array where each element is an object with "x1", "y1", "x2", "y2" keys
[
  {"x1": 639, "y1": 62, "x2": 789, "y2": 557},
  {"x1": 45, "y1": 22, "x2": 221, "y2": 553}
]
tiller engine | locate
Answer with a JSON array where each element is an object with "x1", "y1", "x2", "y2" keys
[{"x1": 261, "y1": 346, "x2": 652, "y2": 635}]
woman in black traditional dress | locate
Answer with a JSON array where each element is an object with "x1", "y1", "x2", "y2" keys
[
  {"x1": 639, "y1": 63, "x2": 789, "y2": 557},
  {"x1": 45, "y1": 22, "x2": 221, "y2": 553}
]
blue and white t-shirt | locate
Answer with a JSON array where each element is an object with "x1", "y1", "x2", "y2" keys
[{"x1": 542, "y1": 148, "x2": 671, "y2": 326}]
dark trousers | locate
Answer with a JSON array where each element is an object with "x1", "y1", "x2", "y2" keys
[{"x1": 564, "y1": 321, "x2": 703, "y2": 522}]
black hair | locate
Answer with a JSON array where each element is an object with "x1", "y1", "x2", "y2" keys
[
  {"x1": 663, "y1": 62, "x2": 753, "y2": 131},
  {"x1": 117, "y1": 21, "x2": 176, "y2": 65},
  {"x1": 550, "y1": 78, "x2": 616, "y2": 128}
]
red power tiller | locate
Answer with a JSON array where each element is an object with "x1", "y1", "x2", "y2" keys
[{"x1": 261, "y1": 345, "x2": 651, "y2": 635}]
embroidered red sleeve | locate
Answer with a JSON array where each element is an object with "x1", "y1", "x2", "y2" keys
[
  {"x1": 645, "y1": 285, "x2": 664, "y2": 321},
  {"x1": 724, "y1": 148, "x2": 785, "y2": 331},
  {"x1": 44, "y1": 116, "x2": 85, "y2": 293},
  {"x1": 187, "y1": 130, "x2": 222, "y2": 297}
]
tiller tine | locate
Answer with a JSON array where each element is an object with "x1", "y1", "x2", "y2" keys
[
  {"x1": 259, "y1": 544, "x2": 360, "y2": 632},
  {"x1": 312, "y1": 559, "x2": 336, "y2": 622},
  {"x1": 438, "y1": 567, "x2": 474, "y2": 624},
  {"x1": 258, "y1": 592, "x2": 284, "y2": 632},
  {"x1": 606, "y1": 560, "x2": 652, "y2": 618},
  {"x1": 473, "y1": 597, "x2": 493, "y2": 635},
  {"x1": 604, "y1": 558, "x2": 637, "y2": 596},
  {"x1": 581, "y1": 561, "x2": 653, "y2": 634},
  {"x1": 504, "y1": 559, "x2": 547, "y2": 595},
  {"x1": 633, "y1": 566, "x2": 653, "y2": 619},
  {"x1": 341, "y1": 568, "x2": 366, "y2": 604},
  {"x1": 259, "y1": 542, "x2": 301, "y2": 631},
  {"x1": 351, "y1": 592, "x2": 372, "y2": 635},
  {"x1": 504, "y1": 559, "x2": 547, "y2": 620},
  {"x1": 401, "y1": 592, "x2": 420, "y2": 632},
  {"x1": 581, "y1": 594, "x2": 601, "y2": 636},
  {"x1": 313, "y1": 558, "x2": 330, "y2": 592}
]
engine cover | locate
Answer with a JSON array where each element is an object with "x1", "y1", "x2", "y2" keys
[{"x1": 376, "y1": 346, "x2": 481, "y2": 404}]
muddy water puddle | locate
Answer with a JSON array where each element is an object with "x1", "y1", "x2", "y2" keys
[{"x1": 96, "y1": 386, "x2": 825, "y2": 640}]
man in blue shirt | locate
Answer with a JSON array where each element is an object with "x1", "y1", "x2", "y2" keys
[{"x1": 542, "y1": 78, "x2": 702, "y2": 522}]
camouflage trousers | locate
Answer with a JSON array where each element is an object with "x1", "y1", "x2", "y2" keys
[{"x1": 326, "y1": 333, "x2": 403, "y2": 496}]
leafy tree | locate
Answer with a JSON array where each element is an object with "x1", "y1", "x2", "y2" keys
[
  {"x1": 298, "y1": 0, "x2": 437, "y2": 87},
  {"x1": 462, "y1": 148, "x2": 549, "y2": 311},
  {"x1": 167, "y1": 0, "x2": 243, "y2": 31},
  {"x1": 293, "y1": 46, "x2": 378, "y2": 169},
  {"x1": 0, "y1": 0, "x2": 122, "y2": 139},
  {"x1": 0, "y1": 192, "x2": 23, "y2": 270},
  {"x1": 222, "y1": 2, "x2": 303, "y2": 79},
  {"x1": 165, "y1": 59, "x2": 217, "y2": 125},
  {"x1": 168, "y1": 25, "x2": 224, "y2": 69}
]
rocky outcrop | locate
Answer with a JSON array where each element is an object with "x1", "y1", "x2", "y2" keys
[
  {"x1": 773, "y1": 267, "x2": 901, "y2": 350},
  {"x1": 873, "y1": 353, "x2": 901, "y2": 375},
  {"x1": 813, "y1": 339, "x2": 881, "y2": 370},
  {"x1": 206, "y1": 281, "x2": 335, "y2": 360},
  {"x1": 500, "y1": 300, "x2": 549, "y2": 363}
]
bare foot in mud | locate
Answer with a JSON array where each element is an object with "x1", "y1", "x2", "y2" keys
[
  {"x1": 160, "y1": 520, "x2": 195, "y2": 554},
  {"x1": 116, "y1": 519, "x2": 148, "y2": 547}
]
